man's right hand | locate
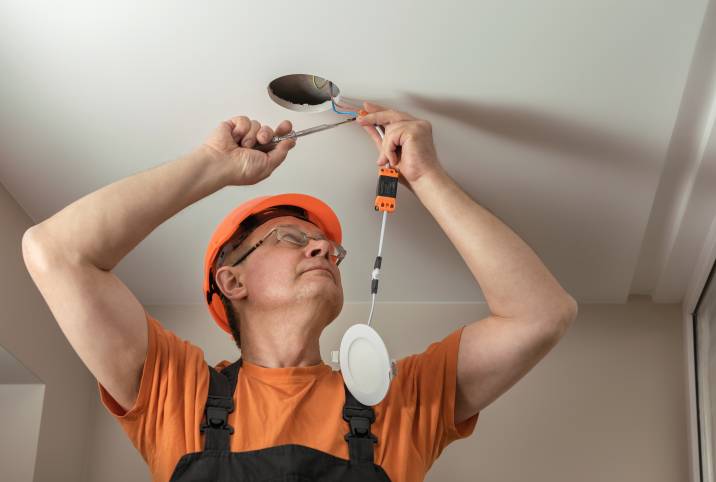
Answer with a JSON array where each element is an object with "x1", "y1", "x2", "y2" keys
[
  {"x1": 21, "y1": 115, "x2": 299, "y2": 413},
  {"x1": 200, "y1": 116, "x2": 297, "y2": 186}
]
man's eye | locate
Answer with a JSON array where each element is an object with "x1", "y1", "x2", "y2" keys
[{"x1": 283, "y1": 233, "x2": 303, "y2": 243}]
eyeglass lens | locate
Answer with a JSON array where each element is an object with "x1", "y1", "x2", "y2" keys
[{"x1": 276, "y1": 226, "x2": 344, "y2": 264}]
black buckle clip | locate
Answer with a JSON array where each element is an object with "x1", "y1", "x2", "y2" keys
[
  {"x1": 343, "y1": 407, "x2": 377, "y2": 443},
  {"x1": 343, "y1": 407, "x2": 375, "y2": 424},
  {"x1": 200, "y1": 406, "x2": 234, "y2": 435}
]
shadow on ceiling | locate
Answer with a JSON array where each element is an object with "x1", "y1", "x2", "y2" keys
[
  {"x1": 404, "y1": 93, "x2": 656, "y2": 173},
  {"x1": 343, "y1": 94, "x2": 657, "y2": 177}
]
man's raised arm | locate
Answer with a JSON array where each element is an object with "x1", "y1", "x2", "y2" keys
[
  {"x1": 22, "y1": 117, "x2": 295, "y2": 410},
  {"x1": 357, "y1": 102, "x2": 577, "y2": 424}
]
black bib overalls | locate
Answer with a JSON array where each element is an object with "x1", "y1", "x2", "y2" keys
[{"x1": 168, "y1": 359, "x2": 393, "y2": 481}]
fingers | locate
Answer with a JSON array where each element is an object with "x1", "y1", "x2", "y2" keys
[
  {"x1": 241, "y1": 120, "x2": 261, "y2": 148},
  {"x1": 212, "y1": 120, "x2": 240, "y2": 149},
  {"x1": 380, "y1": 125, "x2": 400, "y2": 166},
  {"x1": 229, "y1": 116, "x2": 251, "y2": 143},
  {"x1": 273, "y1": 119, "x2": 293, "y2": 137},
  {"x1": 267, "y1": 120, "x2": 295, "y2": 156},
  {"x1": 357, "y1": 102, "x2": 415, "y2": 127},
  {"x1": 358, "y1": 109, "x2": 413, "y2": 126},
  {"x1": 356, "y1": 101, "x2": 397, "y2": 149},
  {"x1": 224, "y1": 116, "x2": 294, "y2": 149},
  {"x1": 256, "y1": 125, "x2": 273, "y2": 145},
  {"x1": 378, "y1": 121, "x2": 411, "y2": 167},
  {"x1": 255, "y1": 120, "x2": 293, "y2": 144},
  {"x1": 362, "y1": 100, "x2": 389, "y2": 112},
  {"x1": 358, "y1": 118, "x2": 407, "y2": 166},
  {"x1": 255, "y1": 120, "x2": 294, "y2": 152},
  {"x1": 265, "y1": 138, "x2": 296, "y2": 168},
  {"x1": 361, "y1": 124, "x2": 383, "y2": 149}
]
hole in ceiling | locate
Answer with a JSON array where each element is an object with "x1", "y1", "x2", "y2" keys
[{"x1": 267, "y1": 74, "x2": 341, "y2": 112}]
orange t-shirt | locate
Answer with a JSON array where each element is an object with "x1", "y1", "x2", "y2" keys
[{"x1": 98, "y1": 310, "x2": 479, "y2": 482}]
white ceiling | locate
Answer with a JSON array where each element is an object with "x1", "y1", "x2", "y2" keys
[{"x1": 2, "y1": 0, "x2": 715, "y2": 306}]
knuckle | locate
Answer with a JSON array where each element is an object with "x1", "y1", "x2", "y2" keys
[
  {"x1": 418, "y1": 119, "x2": 432, "y2": 132},
  {"x1": 234, "y1": 116, "x2": 250, "y2": 127},
  {"x1": 233, "y1": 118, "x2": 250, "y2": 133}
]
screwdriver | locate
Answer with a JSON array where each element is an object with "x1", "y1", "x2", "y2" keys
[{"x1": 253, "y1": 117, "x2": 356, "y2": 151}]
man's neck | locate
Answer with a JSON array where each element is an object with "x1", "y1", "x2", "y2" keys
[{"x1": 239, "y1": 310, "x2": 326, "y2": 368}]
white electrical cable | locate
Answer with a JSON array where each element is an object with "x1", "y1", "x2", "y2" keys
[
  {"x1": 367, "y1": 125, "x2": 391, "y2": 327},
  {"x1": 367, "y1": 210, "x2": 388, "y2": 327}
]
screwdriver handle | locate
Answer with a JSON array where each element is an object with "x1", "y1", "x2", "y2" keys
[
  {"x1": 269, "y1": 130, "x2": 297, "y2": 143},
  {"x1": 251, "y1": 131, "x2": 297, "y2": 152}
]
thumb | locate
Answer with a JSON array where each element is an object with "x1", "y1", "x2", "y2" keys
[
  {"x1": 265, "y1": 138, "x2": 296, "y2": 169},
  {"x1": 380, "y1": 125, "x2": 403, "y2": 167}
]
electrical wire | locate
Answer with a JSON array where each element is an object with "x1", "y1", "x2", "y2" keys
[
  {"x1": 367, "y1": 125, "x2": 391, "y2": 327},
  {"x1": 311, "y1": 77, "x2": 389, "y2": 326},
  {"x1": 327, "y1": 81, "x2": 359, "y2": 116},
  {"x1": 367, "y1": 209, "x2": 388, "y2": 327}
]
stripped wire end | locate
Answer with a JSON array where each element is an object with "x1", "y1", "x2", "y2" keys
[{"x1": 328, "y1": 81, "x2": 358, "y2": 117}]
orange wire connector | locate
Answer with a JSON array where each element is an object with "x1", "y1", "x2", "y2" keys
[{"x1": 374, "y1": 167, "x2": 399, "y2": 212}]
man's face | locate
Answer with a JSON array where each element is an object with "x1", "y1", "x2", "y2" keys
[{"x1": 216, "y1": 215, "x2": 344, "y2": 323}]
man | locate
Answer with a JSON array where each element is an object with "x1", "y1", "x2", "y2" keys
[{"x1": 22, "y1": 101, "x2": 577, "y2": 481}]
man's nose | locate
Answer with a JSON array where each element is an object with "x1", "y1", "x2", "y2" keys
[{"x1": 306, "y1": 238, "x2": 330, "y2": 260}]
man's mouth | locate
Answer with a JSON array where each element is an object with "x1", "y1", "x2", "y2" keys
[{"x1": 303, "y1": 267, "x2": 333, "y2": 278}]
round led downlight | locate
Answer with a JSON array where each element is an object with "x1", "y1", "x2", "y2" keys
[{"x1": 339, "y1": 324, "x2": 392, "y2": 406}]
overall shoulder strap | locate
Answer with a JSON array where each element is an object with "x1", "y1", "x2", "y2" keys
[
  {"x1": 342, "y1": 383, "x2": 378, "y2": 465},
  {"x1": 200, "y1": 359, "x2": 242, "y2": 451}
]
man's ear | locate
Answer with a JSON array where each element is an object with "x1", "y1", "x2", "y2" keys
[{"x1": 215, "y1": 266, "x2": 248, "y2": 301}]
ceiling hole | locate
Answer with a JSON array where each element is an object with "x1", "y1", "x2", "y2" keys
[{"x1": 267, "y1": 74, "x2": 342, "y2": 112}]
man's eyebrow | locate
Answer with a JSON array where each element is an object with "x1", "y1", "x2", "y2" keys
[{"x1": 276, "y1": 223, "x2": 327, "y2": 238}]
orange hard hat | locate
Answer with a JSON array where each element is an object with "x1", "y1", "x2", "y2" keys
[{"x1": 203, "y1": 193, "x2": 342, "y2": 335}]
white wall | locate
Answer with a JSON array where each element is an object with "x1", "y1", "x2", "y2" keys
[
  {"x1": 86, "y1": 298, "x2": 689, "y2": 482},
  {"x1": 0, "y1": 182, "x2": 95, "y2": 482},
  {"x1": 0, "y1": 384, "x2": 45, "y2": 482},
  {"x1": 1, "y1": 178, "x2": 690, "y2": 481}
]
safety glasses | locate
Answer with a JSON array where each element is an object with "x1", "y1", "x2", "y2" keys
[{"x1": 227, "y1": 225, "x2": 346, "y2": 267}]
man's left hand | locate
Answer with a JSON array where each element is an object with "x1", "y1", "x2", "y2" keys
[{"x1": 356, "y1": 101, "x2": 444, "y2": 193}]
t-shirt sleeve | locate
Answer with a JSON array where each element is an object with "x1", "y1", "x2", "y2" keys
[
  {"x1": 392, "y1": 324, "x2": 479, "y2": 470},
  {"x1": 96, "y1": 308, "x2": 207, "y2": 467}
]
